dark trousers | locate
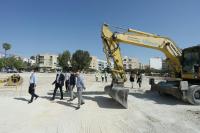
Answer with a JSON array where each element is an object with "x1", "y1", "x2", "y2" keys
[
  {"x1": 69, "y1": 84, "x2": 76, "y2": 99},
  {"x1": 77, "y1": 87, "x2": 84, "y2": 108},
  {"x1": 65, "y1": 80, "x2": 69, "y2": 91},
  {"x1": 52, "y1": 83, "x2": 63, "y2": 99},
  {"x1": 28, "y1": 83, "x2": 38, "y2": 102},
  {"x1": 137, "y1": 78, "x2": 142, "y2": 88}
]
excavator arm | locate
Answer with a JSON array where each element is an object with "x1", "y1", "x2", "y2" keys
[
  {"x1": 102, "y1": 25, "x2": 127, "y2": 84},
  {"x1": 101, "y1": 24, "x2": 182, "y2": 108},
  {"x1": 102, "y1": 24, "x2": 182, "y2": 83}
]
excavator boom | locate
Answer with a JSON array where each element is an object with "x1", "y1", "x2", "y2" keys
[{"x1": 101, "y1": 24, "x2": 184, "y2": 108}]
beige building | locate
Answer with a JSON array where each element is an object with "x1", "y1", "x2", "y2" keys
[
  {"x1": 139, "y1": 63, "x2": 150, "y2": 70},
  {"x1": 89, "y1": 57, "x2": 108, "y2": 71},
  {"x1": 150, "y1": 57, "x2": 162, "y2": 70},
  {"x1": 0, "y1": 52, "x2": 4, "y2": 58},
  {"x1": 36, "y1": 54, "x2": 59, "y2": 72},
  {"x1": 89, "y1": 56, "x2": 98, "y2": 70},
  {"x1": 97, "y1": 59, "x2": 108, "y2": 71},
  {"x1": 123, "y1": 56, "x2": 140, "y2": 70},
  {"x1": 89, "y1": 56, "x2": 114, "y2": 71}
]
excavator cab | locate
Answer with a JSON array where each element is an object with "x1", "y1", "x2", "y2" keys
[{"x1": 182, "y1": 45, "x2": 200, "y2": 80}]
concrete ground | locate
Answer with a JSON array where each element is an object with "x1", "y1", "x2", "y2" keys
[{"x1": 0, "y1": 73, "x2": 199, "y2": 133}]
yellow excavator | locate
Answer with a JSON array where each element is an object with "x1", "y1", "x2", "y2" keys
[
  {"x1": 0, "y1": 74, "x2": 23, "y2": 87},
  {"x1": 101, "y1": 24, "x2": 200, "y2": 108}
]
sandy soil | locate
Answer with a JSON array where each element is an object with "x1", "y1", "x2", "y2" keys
[{"x1": 0, "y1": 73, "x2": 199, "y2": 133}]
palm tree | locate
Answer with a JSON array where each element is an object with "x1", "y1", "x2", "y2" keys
[{"x1": 2, "y1": 43, "x2": 11, "y2": 58}]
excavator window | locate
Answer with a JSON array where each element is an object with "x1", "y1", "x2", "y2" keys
[{"x1": 182, "y1": 46, "x2": 200, "y2": 73}]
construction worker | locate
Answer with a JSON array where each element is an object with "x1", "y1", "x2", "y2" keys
[
  {"x1": 129, "y1": 72, "x2": 135, "y2": 88},
  {"x1": 104, "y1": 72, "x2": 108, "y2": 82},
  {"x1": 136, "y1": 72, "x2": 142, "y2": 88},
  {"x1": 101, "y1": 73, "x2": 104, "y2": 82},
  {"x1": 95, "y1": 72, "x2": 98, "y2": 81}
]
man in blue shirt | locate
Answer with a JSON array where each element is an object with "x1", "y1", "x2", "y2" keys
[
  {"x1": 76, "y1": 71, "x2": 86, "y2": 109},
  {"x1": 28, "y1": 69, "x2": 39, "y2": 103}
]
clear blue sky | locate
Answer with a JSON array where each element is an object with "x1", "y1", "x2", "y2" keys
[{"x1": 0, "y1": 0, "x2": 200, "y2": 64}]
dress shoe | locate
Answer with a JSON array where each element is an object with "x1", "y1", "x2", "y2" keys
[
  {"x1": 28, "y1": 100, "x2": 32, "y2": 104},
  {"x1": 50, "y1": 98, "x2": 54, "y2": 101},
  {"x1": 68, "y1": 98, "x2": 73, "y2": 101},
  {"x1": 35, "y1": 96, "x2": 39, "y2": 100}
]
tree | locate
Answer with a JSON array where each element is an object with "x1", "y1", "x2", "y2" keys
[
  {"x1": 5, "y1": 56, "x2": 16, "y2": 68},
  {"x1": 2, "y1": 56, "x2": 26, "y2": 71},
  {"x1": 14, "y1": 58, "x2": 26, "y2": 70},
  {"x1": 57, "y1": 50, "x2": 71, "y2": 71},
  {"x1": 71, "y1": 50, "x2": 92, "y2": 71},
  {"x1": 2, "y1": 43, "x2": 11, "y2": 58},
  {"x1": 30, "y1": 56, "x2": 35, "y2": 60},
  {"x1": 0, "y1": 58, "x2": 5, "y2": 70}
]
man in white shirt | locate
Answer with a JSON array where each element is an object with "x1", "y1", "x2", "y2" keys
[{"x1": 28, "y1": 69, "x2": 39, "y2": 103}]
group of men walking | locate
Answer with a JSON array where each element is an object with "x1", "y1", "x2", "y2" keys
[
  {"x1": 129, "y1": 72, "x2": 142, "y2": 88},
  {"x1": 95, "y1": 72, "x2": 108, "y2": 82},
  {"x1": 28, "y1": 69, "x2": 143, "y2": 109},
  {"x1": 28, "y1": 69, "x2": 86, "y2": 109}
]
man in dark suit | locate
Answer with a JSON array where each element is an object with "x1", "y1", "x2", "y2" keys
[{"x1": 51, "y1": 69, "x2": 65, "y2": 100}]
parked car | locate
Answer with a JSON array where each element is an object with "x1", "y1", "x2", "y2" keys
[{"x1": 7, "y1": 69, "x2": 18, "y2": 73}]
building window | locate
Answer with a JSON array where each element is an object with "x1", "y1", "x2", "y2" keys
[
  {"x1": 39, "y1": 56, "x2": 44, "y2": 64},
  {"x1": 129, "y1": 64, "x2": 132, "y2": 69}
]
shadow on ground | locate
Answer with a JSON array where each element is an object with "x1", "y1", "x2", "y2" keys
[
  {"x1": 83, "y1": 91, "x2": 105, "y2": 95},
  {"x1": 129, "y1": 90, "x2": 189, "y2": 105},
  {"x1": 47, "y1": 91, "x2": 105, "y2": 96},
  {"x1": 40, "y1": 96, "x2": 52, "y2": 100},
  {"x1": 56, "y1": 101, "x2": 77, "y2": 109},
  {"x1": 47, "y1": 92, "x2": 70, "y2": 97},
  {"x1": 13, "y1": 97, "x2": 29, "y2": 102},
  {"x1": 43, "y1": 90, "x2": 124, "y2": 109},
  {"x1": 40, "y1": 96, "x2": 77, "y2": 109},
  {"x1": 40, "y1": 95, "x2": 71, "y2": 101},
  {"x1": 83, "y1": 95, "x2": 125, "y2": 109}
]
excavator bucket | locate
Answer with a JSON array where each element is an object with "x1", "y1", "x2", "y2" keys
[{"x1": 104, "y1": 84, "x2": 129, "y2": 108}]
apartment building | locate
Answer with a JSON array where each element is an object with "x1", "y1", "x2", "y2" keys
[
  {"x1": 123, "y1": 56, "x2": 140, "y2": 70},
  {"x1": 149, "y1": 57, "x2": 162, "y2": 70},
  {"x1": 36, "y1": 54, "x2": 58, "y2": 72},
  {"x1": 89, "y1": 56, "x2": 98, "y2": 70},
  {"x1": 90, "y1": 56, "x2": 114, "y2": 71}
]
